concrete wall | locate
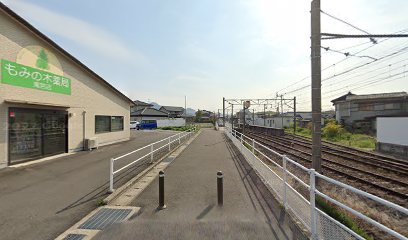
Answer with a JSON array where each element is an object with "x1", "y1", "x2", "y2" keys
[
  {"x1": 377, "y1": 117, "x2": 408, "y2": 146},
  {"x1": 157, "y1": 119, "x2": 186, "y2": 127},
  {"x1": 0, "y1": 10, "x2": 130, "y2": 167},
  {"x1": 131, "y1": 116, "x2": 168, "y2": 122}
]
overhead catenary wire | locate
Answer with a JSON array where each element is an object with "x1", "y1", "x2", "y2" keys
[
  {"x1": 321, "y1": 46, "x2": 377, "y2": 60},
  {"x1": 282, "y1": 44, "x2": 408, "y2": 96},
  {"x1": 320, "y1": 9, "x2": 377, "y2": 43},
  {"x1": 276, "y1": 28, "x2": 408, "y2": 96}
]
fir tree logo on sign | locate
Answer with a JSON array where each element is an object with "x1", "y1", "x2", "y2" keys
[{"x1": 36, "y1": 49, "x2": 49, "y2": 70}]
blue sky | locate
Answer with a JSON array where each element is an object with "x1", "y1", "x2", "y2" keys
[{"x1": 3, "y1": 0, "x2": 408, "y2": 112}]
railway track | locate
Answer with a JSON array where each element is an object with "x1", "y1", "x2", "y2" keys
[
  {"x1": 241, "y1": 131, "x2": 408, "y2": 207},
  {"x1": 285, "y1": 133, "x2": 408, "y2": 171},
  {"x1": 274, "y1": 135, "x2": 408, "y2": 178}
]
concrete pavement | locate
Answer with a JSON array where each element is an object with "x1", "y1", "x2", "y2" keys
[
  {"x1": 0, "y1": 130, "x2": 176, "y2": 240},
  {"x1": 95, "y1": 129, "x2": 304, "y2": 240}
]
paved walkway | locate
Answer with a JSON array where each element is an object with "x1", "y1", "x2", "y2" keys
[
  {"x1": 95, "y1": 129, "x2": 298, "y2": 240},
  {"x1": 0, "y1": 130, "x2": 176, "y2": 240}
]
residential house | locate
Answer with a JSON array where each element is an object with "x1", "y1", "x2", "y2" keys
[
  {"x1": 331, "y1": 92, "x2": 408, "y2": 132},
  {"x1": 159, "y1": 106, "x2": 184, "y2": 118},
  {"x1": 197, "y1": 110, "x2": 214, "y2": 122},
  {"x1": 130, "y1": 108, "x2": 168, "y2": 122},
  {"x1": 131, "y1": 100, "x2": 153, "y2": 112}
]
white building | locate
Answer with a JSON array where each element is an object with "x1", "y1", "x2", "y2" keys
[
  {"x1": 0, "y1": 4, "x2": 134, "y2": 167},
  {"x1": 376, "y1": 117, "x2": 408, "y2": 158}
]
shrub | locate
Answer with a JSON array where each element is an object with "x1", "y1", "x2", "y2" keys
[
  {"x1": 324, "y1": 118, "x2": 337, "y2": 126},
  {"x1": 322, "y1": 122, "x2": 343, "y2": 139}
]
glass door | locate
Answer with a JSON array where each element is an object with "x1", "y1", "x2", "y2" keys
[
  {"x1": 9, "y1": 110, "x2": 43, "y2": 163},
  {"x1": 8, "y1": 108, "x2": 68, "y2": 164},
  {"x1": 43, "y1": 113, "x2": 67, "y2": 156}
]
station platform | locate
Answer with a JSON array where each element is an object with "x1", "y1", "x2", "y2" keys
[{"x1": 94, "y1": 128, "x2": 305, "y2": 240}]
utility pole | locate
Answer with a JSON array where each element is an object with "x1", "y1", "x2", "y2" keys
[
  {"x1": 263, "y1": 104, "x2": 266, "y2": 126},
  {"x1": 311, "y1": 0, "x2": 322, "y2": 173},
  {"x1": 252, "y1": 109, "x2": 255, "y2": 125},
  {"x1": 280, "y1": 94, "x2": 284, "y2": 128},
  {"x1": 293, "y1": 97, "x2": 297, "y2": 134},
  {"x1": 231, "y1": 104, "x2": 234, "y2": 129},
  {"x1": 222, "y1": 97, "x2": 225, "y2": 126},
  {"x1": 184, "y1": 95, "x2": 187, "y2": 126},
  {"x1": 242, "y1": 102, "x2": 245, "y2": 134}
]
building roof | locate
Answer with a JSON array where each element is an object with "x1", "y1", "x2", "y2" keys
[
  {"x1": 131, "y1": 107, "x2": 168, "y2": 117},
  {"x1": 133, "y1": 100, "x2": 153, "y2": 107},
  {"x1": 160, "y1": 106, "x2": 184, "y2": 112},
  {"x1": 0, "y1": 3, "x2": 134, "y2": 106},
  {"x1": 331, "y1": 92, "x2": 355, "y2": 103},
  {"x1": 346, "y1": 92, "x2": 408, "y2": 101}
]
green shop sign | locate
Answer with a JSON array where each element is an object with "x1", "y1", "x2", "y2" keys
[{"x1": 1, "y1": 59, "x2": 71, "y2": 95}]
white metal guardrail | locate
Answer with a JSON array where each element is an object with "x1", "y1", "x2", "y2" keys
[
  {"x1": 109, "y1": 127, "x2": 196, "y2": 193},
  {"x1": 225, "y1": 124, "x2": 407, "y2": 240}
]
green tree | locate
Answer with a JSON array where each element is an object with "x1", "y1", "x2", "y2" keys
[
  {"x1": 36, "y1": 49, "x2": 49, "y2": 69},
  {"x1": 195, "y1": 110, "x2": 202, "y2": 122}
]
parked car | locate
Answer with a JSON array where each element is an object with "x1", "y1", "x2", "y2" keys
[
  {"x1": 137, "y1": 120, "x2": 157, "y2": 130},
  {"x1": 130, "y1": 121, "x2": 139, "y2": 129}
]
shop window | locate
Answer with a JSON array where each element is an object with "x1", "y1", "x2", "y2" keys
[
  {"x1": 95, "y1": 116, "x2": 111, "y2": 133},
  {"x1": 111, "y1": 116, "x2": 124, "y2": 131},
  {"x1": 95, "y1": 115, "x2": 124, "y2": 133}
]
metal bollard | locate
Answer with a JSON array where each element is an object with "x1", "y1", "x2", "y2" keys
[
  {"x1": 150, "y1": 144, "x2": 154, "y2": 163},
  {"x1": 217, "y1": 171, "x2": 223, "y2": 206},
  {"x1": 109, "y1": 158, "x2": 114, "y2": 193},
  {"x1": 158, "y1": 171, "x2": 166, "y2": 209},
  {"x1": 168, "y1": 137, "x2": 171, "y2": 151}
]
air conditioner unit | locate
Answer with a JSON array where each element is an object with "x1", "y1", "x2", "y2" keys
[{"x1": 85, "y1": 137, "x2": 99, "y2": 150}]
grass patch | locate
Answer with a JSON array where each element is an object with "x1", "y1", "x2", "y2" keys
[
  {"x1": 285, "y1": 125, "x2": 376, "y2": 151},
  {"x1": 316, "y1": 197, "x2": 373, "y2": 240},
  {"x1": 96, "y1": 198, "x2": 107, "y2": 207},
  {"x1": 194, "y1": 123, "x2": 214, "y2": 128},
  {"x1": 157, "y1": 126, "x2": 192, "y2": 131}
]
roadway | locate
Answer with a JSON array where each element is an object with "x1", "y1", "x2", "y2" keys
[{"x1": 0, "y1": 130, "x2": 176, "y2": 240}]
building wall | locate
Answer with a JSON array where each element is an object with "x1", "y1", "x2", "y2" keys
[
  {"x1": 157, "y1": 119, "x2": 185, "y2": 127},
  {"x1": 337, "y1": 101, "x2": 406, "y2": 126},
  {"x1": 131, "y1": 116, "x2": 168, "y2": 122},
  {"x1": 0, "y1": 10, "x2": 130, "y2": 167},
  {"x1": 377, "y1": 117, "x2": 408, "y2": 146}
]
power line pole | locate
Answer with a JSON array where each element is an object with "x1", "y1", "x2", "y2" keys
[
  {"x1": 293, "y1": 97, "x2": 297, "y2": 134},
  {"x1": 184, "y1": 95, "x2": 187, "y2": 126},
  {"x1": 222, "y1": 97, "x2": 225, "y2": 126},
  {"x1": 231, "y1": 104, "x2": 234, "y2": 129},
  {"x1": 280, "y1": 94, "x2": 284, "y2": 128},
  {"x1": 242, "y1": 102, "x2": 245, "y2": 134},
  {"x1": 311, "y1": 0, "x2": 322, "y2": 173},
  {"x1": 263, "y1": 104, "x2": 266, "y2": 126}
]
